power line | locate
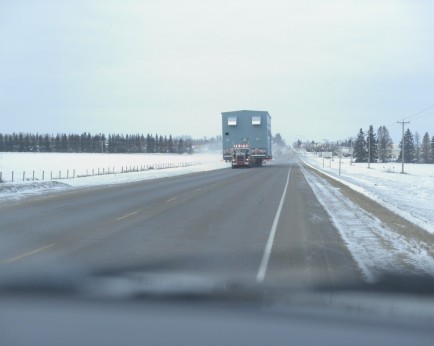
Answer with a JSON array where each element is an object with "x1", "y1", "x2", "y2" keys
[
  {"x1": 402, "y1": 103, "x2": 434, "y2": 121},
  {"x1": 408, "y1": 109, "x2": 434, "y2": 122},
  {"x1": 384, "y1": 104, "x2": 434, "y2": 131}
]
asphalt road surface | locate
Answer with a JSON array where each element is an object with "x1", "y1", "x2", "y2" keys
[{"x1": 0, "y1": 158, "x2": 363, "y2": 288}]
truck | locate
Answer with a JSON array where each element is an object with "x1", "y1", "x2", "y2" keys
[{"x1": 221, "y1": 110, "x2": 272, "y2": 168}]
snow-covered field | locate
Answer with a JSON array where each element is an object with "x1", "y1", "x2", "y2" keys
[
  {"x1": 300, "y1": 151, "x2": 434, "y2": 235},
  {"x1": 0, "y1": 152, "x2": 229, "y2": 200}
]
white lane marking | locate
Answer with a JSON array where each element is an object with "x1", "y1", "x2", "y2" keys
[
  {"x1": 0, "y1": 244, "x2": 56, "y2": 265},
  {"x1": 256, "y1": 167, "x2": 291, "y2": 283},
  {"x1": 166, "y1": 197, "x2": 178, "y2": 203},
  {"x1": 115, "y1": 211, "x2": 138, "y2": 221}
]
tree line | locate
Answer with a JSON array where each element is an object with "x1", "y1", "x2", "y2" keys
[
  {"x1": 352, "y1": 126, "x2": 434, "y2": 163},
  {"x1": 0, "y1": 132, "x2": 194, "y2": 154}
]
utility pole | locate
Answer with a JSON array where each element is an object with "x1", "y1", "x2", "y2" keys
[
  {"x1": 397, "y1": 120, "x2": 410, "y2": 174},
  {"x1": 367, "y1": 128, "x2": 371, "y2": 169}
]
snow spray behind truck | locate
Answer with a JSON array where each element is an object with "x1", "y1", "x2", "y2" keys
[{"x1": 221, "y1": 110, "x2": 272, "y2": 168}]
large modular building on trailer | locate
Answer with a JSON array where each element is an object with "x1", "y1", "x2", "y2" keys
[{"x1": 221, "y1": 110, "x2": 272, "y2": 168}]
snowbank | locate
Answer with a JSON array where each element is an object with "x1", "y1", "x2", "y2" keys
[{"x1": 299, "y1": 151, "x2": 434, "y2": 235}]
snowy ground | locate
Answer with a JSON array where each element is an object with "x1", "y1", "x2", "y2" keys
[
  {"x1": 0, "y1": 152, "x2": 229, "y2": 201},
  {"x1": 298, "y1": 151, "x2": 434, "y2": 280},
  {"x1": 300, "y1": 164, "x2": 434, "y2": 281},
  {"x1": 299, "y1": 151, "x2": 434, "y2": 235}
]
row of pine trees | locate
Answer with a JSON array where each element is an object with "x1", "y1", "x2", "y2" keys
[
  {"x1": 353, "y1": 126, "x2": 434, "y2": 163},
  {"x1": 0, "y1": 133, "x2": 194, "y2": 154}
]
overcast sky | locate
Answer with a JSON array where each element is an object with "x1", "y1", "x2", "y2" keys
[{"x1": 1, "y1": 0, "x2": 433, "y2": 143}]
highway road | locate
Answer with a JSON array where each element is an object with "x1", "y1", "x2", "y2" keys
[
  {"x1": 3, "y1": 158, "x2": 434, "y2": 346},
  {"x1": 0, "y1": 158, "x2": 363, "y2": 288}
]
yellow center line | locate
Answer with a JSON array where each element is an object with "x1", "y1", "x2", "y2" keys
[
  {"x1": 0, "y1": 243, "x2": 56, "y2": 265},
  {"x1": 115, "y1": 211, "x2": 138, "y2": 222}
]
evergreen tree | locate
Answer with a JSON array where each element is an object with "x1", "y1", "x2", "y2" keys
[
  {"x1": 163, "y1": 136, "x2": 168, "y2": 153},
  {"x1": 139, "y1": 134, "x2": 145, "y2": 153},
  {"x1": 53, "y1": 134, "x2": 60, "y2": 152},
  {"x1": 177, "y1": 138, "x2": 184, "y2": 153},
  {"x1": 155, "y1": 134, "x2": 159, "y2": 153},
  {"x1": 70, "y1": 133, "x2": 79, "y2": 152},
  {"x1": 101, "y1": 134, "x2": 106, "y2": 153},
  {"x1": 168, "y1": 135, "x2": 174, "y2": 153},
  {"x1": 421, "y1": 132, "x2": 431, "y2": 163},
  {"x1": 18, "y1": 133, "x2": 25, "y2": 152},
  {"x1": 187, "y1": 138, "x2": 193, "y2": 154},
  {"x1": 61, "y1": 134, "x2": 68, "y2": 152},
  {"x1": 353, "y1": 128, "x2": 367, "y2": 162},
  {"x1": 106, "y1": 134, "x2": 112, "y2": 153},
  {"x1": 366, "y1": 125, "x2": 378, "y2": 163},
  {"x1": 398, "y1": 128, "x2": 415, "y2": 163},
  {"x1": 146, "y1": 134, "x2": 154, "y2": 153},
  {"x1": 0, "y1": 132, "x2": 197, "y2": 154},
  {"x1": 431, "y1": 136, "x2": 434, "y2": 164},
  {"x1": 158, "y1": 135, "x2": 164, "y2": 153},
  {"x1": 5, "y1": 134, "x2": 12, "y2": 151},
  {"x1": 43, "y1": 134, "x2": 51, "y2": 152},
  {"x1": 35, "y1": 133, "x2": 43, "y2": 152},
  {"x1": 377, "y1": 125, "x2": 393, "y2": 162},
  {"x1": 15, "y1": 134, "x2": 20, "y2": 151},
  {"x1": 414, "y1": 132, "x2": 421, "y2": 163},
  {"x1": 273, "y1": 133, "x2": 286, "y2": 147},
  {"x1": 23, "y1": 133, "x2": 31, "y2": 152},
  {"x1": 79, "y1": 133, "x2": 86, "y2": 152}
]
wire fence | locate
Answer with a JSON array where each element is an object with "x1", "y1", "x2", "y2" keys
[{"x1": 0, "y1": 161, "x2": 199, "y2": 183}]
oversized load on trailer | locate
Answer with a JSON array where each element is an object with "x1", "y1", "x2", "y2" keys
[{"x1": 221, "y1": 110, "x2": 272, "y2": 168}]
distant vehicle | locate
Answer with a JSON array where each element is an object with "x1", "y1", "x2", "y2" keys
[{"x1": 221, "y1": 110, "x2": 272, "y2": 168}]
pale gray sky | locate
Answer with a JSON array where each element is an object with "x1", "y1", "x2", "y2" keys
[{"x1": 1, "y1": 0, "x2": 433, "y2": 143}]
